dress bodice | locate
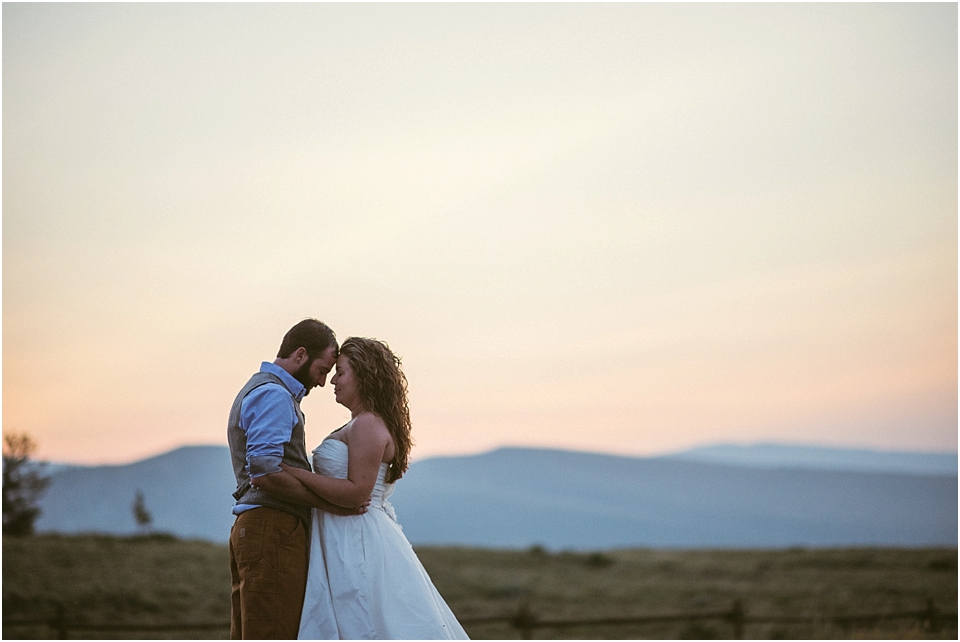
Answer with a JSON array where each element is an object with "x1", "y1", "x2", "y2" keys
[{"x1": 312, "y1": 439, "x2": 397, "y2": 518}]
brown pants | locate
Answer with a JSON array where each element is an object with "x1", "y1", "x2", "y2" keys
[{"x1": 229, "y1": 507, "x2": 308, "y2": 639}]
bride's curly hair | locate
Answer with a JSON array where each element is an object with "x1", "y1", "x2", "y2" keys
[{"x1": 340, "y1": 337, "x2": 413, "y2": 483}]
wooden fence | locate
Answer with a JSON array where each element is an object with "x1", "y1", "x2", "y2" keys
[
  {"x1": 458, "y1": 598, "x2": 955, "y2": 639},
  {"x1": 4, "y1": 599, "x2": 955, "y2": 639},
  {"x1": 3, "y1": 605, "x2": 230, "y2": 640}
]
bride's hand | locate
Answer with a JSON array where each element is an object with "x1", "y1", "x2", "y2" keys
[{"x1": 326, "y1": 499, "x2": 369, "y2": 517}]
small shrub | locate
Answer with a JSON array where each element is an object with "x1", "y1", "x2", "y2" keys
[
  {"x1": 926, "y1": 558, "x2": 956, "y2": 572},
  {"x1": 585, "y1": 552, "x2": 615, "y2": 568},
  {"x1": 126, "y1": 533, "x2": 178, "y2": 544}
]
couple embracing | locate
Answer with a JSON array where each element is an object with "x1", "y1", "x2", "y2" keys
[{"x1": 228, "y1": 319, "x2": 468, "y2": 640}]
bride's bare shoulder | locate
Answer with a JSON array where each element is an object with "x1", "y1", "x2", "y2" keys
[{"x1": 347, "y1": 412, "x2": 390, "y2": 440}]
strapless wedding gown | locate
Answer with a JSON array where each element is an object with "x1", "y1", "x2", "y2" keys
[{"x1": 298, "y1": 438, "x2": 469, "y2": 640}]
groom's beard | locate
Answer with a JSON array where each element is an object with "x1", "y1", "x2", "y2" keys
[{"x1": 292, "y1": 358, "x2": 315, "y2": 394}]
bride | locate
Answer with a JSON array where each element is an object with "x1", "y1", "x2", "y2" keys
[{"x1": 278, "y1": 337, "x2": 469, "y2": 640}]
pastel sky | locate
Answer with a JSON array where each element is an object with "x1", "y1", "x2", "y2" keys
[{"x1": 3, "y1": 3, "x2": 957, "y2": 465}]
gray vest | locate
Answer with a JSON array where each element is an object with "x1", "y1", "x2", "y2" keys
[{"x1": 227, "y1": 371, "x2": 312, "y2": 525}]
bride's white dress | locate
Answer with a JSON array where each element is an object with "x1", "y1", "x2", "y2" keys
[{"x1": 298, "y1": 438, "x2": 469, "y2": 640}]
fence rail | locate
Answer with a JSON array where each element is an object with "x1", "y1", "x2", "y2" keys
[
  {"x1": 3, "y1": 606, "x2": 231, "y2": 640},
  {"x1": 457, "y1": 599, "x2": 955, "y2": 639},
  {"x1": 4, "y1": 600, "x2": 955, "y2": 639}
]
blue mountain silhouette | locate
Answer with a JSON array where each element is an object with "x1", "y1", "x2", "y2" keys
[{"x1": 35, "y1": 445, "x2": 957, "y2": 548}]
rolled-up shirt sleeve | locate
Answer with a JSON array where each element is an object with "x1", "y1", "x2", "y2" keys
[{"x1": 240, "y1": 383, "x2": 298, "y2": 478}]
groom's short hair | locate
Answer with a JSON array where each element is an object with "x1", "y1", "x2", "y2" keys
[{"x1": 277, "y1": 319, "x2": 338, "y2": 360}]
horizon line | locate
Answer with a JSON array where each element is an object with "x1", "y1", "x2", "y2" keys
[{"x1": 40, "y1": 440, "x2": 960, "y2": 468}]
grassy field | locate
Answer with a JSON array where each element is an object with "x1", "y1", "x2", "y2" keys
[{"x1": 3, "y1": 534, "x2": 956, "y2": 639}]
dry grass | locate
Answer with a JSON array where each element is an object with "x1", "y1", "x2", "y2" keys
[
  {"x1": 3, "y1": 535, "x2": 956, "y2": 639},
  {"x1": 3, "y1": 534, "x2": 231, "y2": 639},
  {"x1": 419, "y1": 546, "x2": 958, "y2": 639}
]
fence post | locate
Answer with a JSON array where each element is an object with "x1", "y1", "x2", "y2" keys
[
  {"x1": 726, "y1": 599, "x2": 745, "y2": 639},
  {"x1": 923, "y1": 599, "x2": 940, "y2": 633},
  {"x1": 510, "y1": 602, "x2": 537, "y2": 640},
  {"x1": 53, "y1": 603, "x2": 68, "y2": 640}
]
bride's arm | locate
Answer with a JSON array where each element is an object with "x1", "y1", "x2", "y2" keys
[
  {"x1": 252, "y1": 472, "x2": 367, "y2": 516},
  {"x1": 280, "y1": 414, "x2": 390, "y2": 509}
]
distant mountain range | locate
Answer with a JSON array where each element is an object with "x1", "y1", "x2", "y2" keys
[
  {"x1": 662, "y1": 442, "x2": 958, "y2": 476},
  {"x1": 36, "y1": 446, "x2": 233, "y2": 541},
  {"x1": 34, "y1": 443, "x2": 957, "y2": 549}
]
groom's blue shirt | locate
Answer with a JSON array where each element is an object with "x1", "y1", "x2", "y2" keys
[
  {"x1": 233, "y1": 362, "x2": 306, "y2": 515},
  {"x1": 240, "y1": 362, "x2": 306, "y2": 479}
]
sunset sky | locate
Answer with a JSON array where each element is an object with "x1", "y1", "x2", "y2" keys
[{"x1": 3, "y1": 3, "x2": 957, "y2": 465}]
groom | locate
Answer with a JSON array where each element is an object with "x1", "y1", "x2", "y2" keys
[{"x1": 228, "y1": 318, "x2": 346, "y2": 639}]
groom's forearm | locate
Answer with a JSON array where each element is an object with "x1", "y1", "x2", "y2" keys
[
  {"x1": 253, "y1": 471, "x2": 366, "y2": 515},
  {"x1": 253, "y1": 470, "x2": 329, "y2": 508}
]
